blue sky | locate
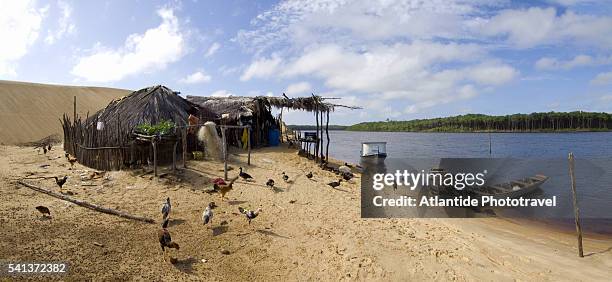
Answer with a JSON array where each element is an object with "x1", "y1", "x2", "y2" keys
[{"x1": 1, "y1": 0, "x2": 612, "y2": 125}]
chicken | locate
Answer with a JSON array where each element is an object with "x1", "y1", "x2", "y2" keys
[
  {"x1": 214, "y1": 176, "x2": 239, "y2": 201},
  {"x1": 342, "y1": 172, "x2": 354, "y2": 181},
  {"x1": 67, "y1": 155, "x2": 78, "y2": 168},
  {"x1": 202, "y1": 202, "x2": 216, "y2": 226},
  {"x1": 35, "y1": 206, "x2": 51, "y2": 217},
  {"x1": 238, "y1": 207, "x2": 261, "y2": 224},
  {"x1": 282, "y1": 172, "x2": 289, "y2": 182},
  {"x1": 43, "y1": 147, "x2": 47, "y2": 154},
  {"x1": 53, "y1": 176, "x2": 68, "y2": 188},
  {"x1": 161, "y1": 197, "x2": 171, "y2": 220},
  {"x1": 266, "y1": 179, "x2": 275, "y2": 188},
  {"x1": 47, "y1": 144, "x2": 52, "y2": 151},
  {"x1": 306, "y1": 172, "x2": 313, "y2": 179},
  {"x1": 327, "y1": 179, "x2": 342, "y2": 188},
  {"x1": 158, "y1": 219, "x2": 179, "y2": 262},
  {"x1": 239, "y1": 167, "x2": 253, "y2": 181}
]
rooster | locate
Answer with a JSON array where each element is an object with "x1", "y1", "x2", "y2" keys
[
  {"x1": 161, "y1": 197, "x2": 171, "y2": 220},
  {"x1": 158, "y1": 219, "x2": 179, "y2": 262},
  {"x1": 53, "y1": 176, "x2": 68, "y2": 188},
  {"x1": 214, "y1": 176, "x2": 239, "y2": 201},
  {"x1": 238, "y1": 207, "x2": 261, "y2": 224},
  {"x1": 202, "y1": 202, "x2": 216, "y2": 226},
  {"x1": 67, "y1": 155, "x2": 78, "y2": 168},
  {"x1": 35, "y1": 206, "x2": 51, "y2": 217}
]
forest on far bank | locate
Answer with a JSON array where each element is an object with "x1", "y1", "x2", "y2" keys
[{"x1": 345, "y1": 112, "x2": 612, "y2": 132}]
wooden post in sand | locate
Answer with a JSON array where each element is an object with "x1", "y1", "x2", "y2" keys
[
  {"x1": 326, "y1": 110, "x2": 330, "y2": 163},
  {"x1": 152, "y1": 140, "x2": 158, "y2": 177},
  {"x1": 247, "y1": 126, "x2": 251, "y2": 165},
  {"x1": 182, "y1": 128, "x2": 187, "y2": 168},
  {"x1": 568, "y1": 152, "x2": 584, "y2": 257},
  {"x1": 221, "y1": 126, "x2": 228, "y2": 180}
]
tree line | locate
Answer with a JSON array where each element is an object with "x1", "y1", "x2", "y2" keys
[{"x1": 346, "y1": 112, "x2": 612, "y2": 132}]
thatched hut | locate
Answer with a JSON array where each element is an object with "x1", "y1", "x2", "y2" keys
[
  {"x1": 186, "y1": 96, "x2": 279, "y2": 147},
  {"x1": 62, "y1": 85, "x2": 217, "y2": 171}
]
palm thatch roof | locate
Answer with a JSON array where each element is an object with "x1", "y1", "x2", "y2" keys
[
  {"x1": 186, "y1": 94, "x2": 356, "y2": 119},
  {"x1": 88, "y1": 85, "x2": 215, "y2": 134},
  {"x1": 186, "y1": 95, "x2": 264, "y2": 121}
]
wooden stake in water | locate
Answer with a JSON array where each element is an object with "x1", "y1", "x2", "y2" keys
[
  {"x1": 489, "y1": 131, "x2": 492, "y2": 157},
  {"x1": 568, "y1": 152, "x2": 584, "y2": 257}
]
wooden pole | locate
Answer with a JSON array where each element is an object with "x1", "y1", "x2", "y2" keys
[
  {"x1": 247, "y1": 126, "x2": 251, "y2": 165},
  {"x1": 568, "y1": 152, "x2": 584, "y2": 257},
  {"x1": 221, "y1": 126, "x2": 228, "y2": 180},
  {"x1": 326, "y1": 110, "x2": 330, "y2": 163},
  {"x1": 17, "y1": 180, "x2": 155, "y2": 224},
  {"x1": 172, "y1": 141, "x2": 178, "y2": 173},
  {"x1": 152, "y1": 140, "x2": 157, "y2": 177},
  {"x1": 489, "y1": 131, "x2": 492, "y2": 157},
  {"x1": 314, "y1": 109, "x2": 319, "y2": 161},
  {"x1": 182, "y1": 128, "x2": 187, "y2": 168},
  {"x1": 320, "y1": 108, "x2": 324, "y2": 162}
]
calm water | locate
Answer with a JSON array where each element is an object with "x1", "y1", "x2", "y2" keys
[
  {"x1": 324, "y1": 131, "x2": 612, "y2": 234},
  {"x1": 326, "y1": 131, "x2": 612, "y2": 162}
]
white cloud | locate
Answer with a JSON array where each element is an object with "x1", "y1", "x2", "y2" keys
[
  {"x1": 240, "y1": 56, "x2": 282, "y2": 81},
  {"x1": 547, "y1": 0, "x2": 593, "y2": 6},
  {"x1": 211, "y1": 89, "x2": 233, "y2": 97},
  {"x1": 0, "y1": 0, "x2": 46, "y2": 76},
  {"x1": 179, "y1": 71, "x2": 211, "y2": 84},
  {"x1": 590, "y1": 71, "x2": 612, "y2": 85},
  {"x1": 285, "y1": 81, "x2": 311, "y2": 95},
  {"x1": 480, "y1": 7, "x2": 612, "y2": 49},
  {"x1": 44, "y1": 0, "x2": 75, "y2": 44},
  {"x1": 467, "y1": 62, "x2": 518, "y2": 85},
  {"x1": 204, "y1": 42, "x2": 220, "y2": 57},
  {"x1": 535, "y1": 54, "x2": 612, "y2": 70},
  {"x1": 71, "y1": 8, "x2": 186, "y2": 82}
]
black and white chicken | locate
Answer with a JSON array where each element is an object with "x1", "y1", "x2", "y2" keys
[
  {"x1": 282, "y1": 172, "x2": 289, "y2": 182},
  {"x1": 161, "y1": 197, "x2": 171, "y2": 220},
  {"x1": 266, "y1": 179, "x2": 275, "y2": 188},
  {"x1": 202, "y1": 202, "x2": 215, "y2": 225},
  {"x1": 238, "y1": 207, "x2": 261, "y2": 224}
]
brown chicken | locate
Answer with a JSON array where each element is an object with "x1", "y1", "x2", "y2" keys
[
  {"x1": 67, "y1": 155, "x2": 78, "y2": 168},
  {"x1": 213, "y1": 176, "x2": 239, "y2": 201},
  {"x1": 158, "y1": 219, "x2": 179, "y2": 262}
]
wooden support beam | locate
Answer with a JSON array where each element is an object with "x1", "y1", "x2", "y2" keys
[
  {"x1": 152, "y1": 140, "x2": 157, "y2": 177},
  {"x1": 326, "y1": 110, "x2": 330, "y2": 163},
  {"x1": 221, "y1": 127, "x2": 228, "y2": 180},
  {"x1": 182, "y1": 128, "x2": 187, "y2": 168},
  {"x1": 247, "y1": 127, "x2": 251, "y2": 165},
  {"x1": 172, "y1": 141, "x2": 178, "y2": 173},
  {"x1": 568, "y1": 152, "x2": 584, "y2": 257}
]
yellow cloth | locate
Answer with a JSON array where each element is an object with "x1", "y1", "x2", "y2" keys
[{"x1": 241, "y1": 128, "x2": 248, "y2": 149}]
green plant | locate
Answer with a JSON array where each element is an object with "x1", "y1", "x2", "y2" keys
[{"x1": 136, "y1": 120, "x2": 175, "y2": 135}]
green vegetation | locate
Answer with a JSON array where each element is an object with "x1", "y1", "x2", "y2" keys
[
  {"x1": 346, "y1": 112, "x2": 612, "y2": 132},
  {"x1": 135, "y1": 120, "x2": 175, "y2": 135},
  {"x1": 288, "y1": 124, "x2": 348, "y2": 130}
]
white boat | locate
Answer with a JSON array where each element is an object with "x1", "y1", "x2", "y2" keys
[{"x1": 360, "y1": 142, "x2": 387, "y2": 159}]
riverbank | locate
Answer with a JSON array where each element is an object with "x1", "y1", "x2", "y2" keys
[{"x1": 0, "y1": 145, "x2": 610, "y2": 280}]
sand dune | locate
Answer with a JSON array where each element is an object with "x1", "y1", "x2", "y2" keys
[{"x1": 0, "y1": 80, "x2": 130, "y2": 145}]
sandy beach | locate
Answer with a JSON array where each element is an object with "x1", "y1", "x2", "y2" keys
[{"x1": 1, "y1": 144, "x2": 610, "y2": 281}]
